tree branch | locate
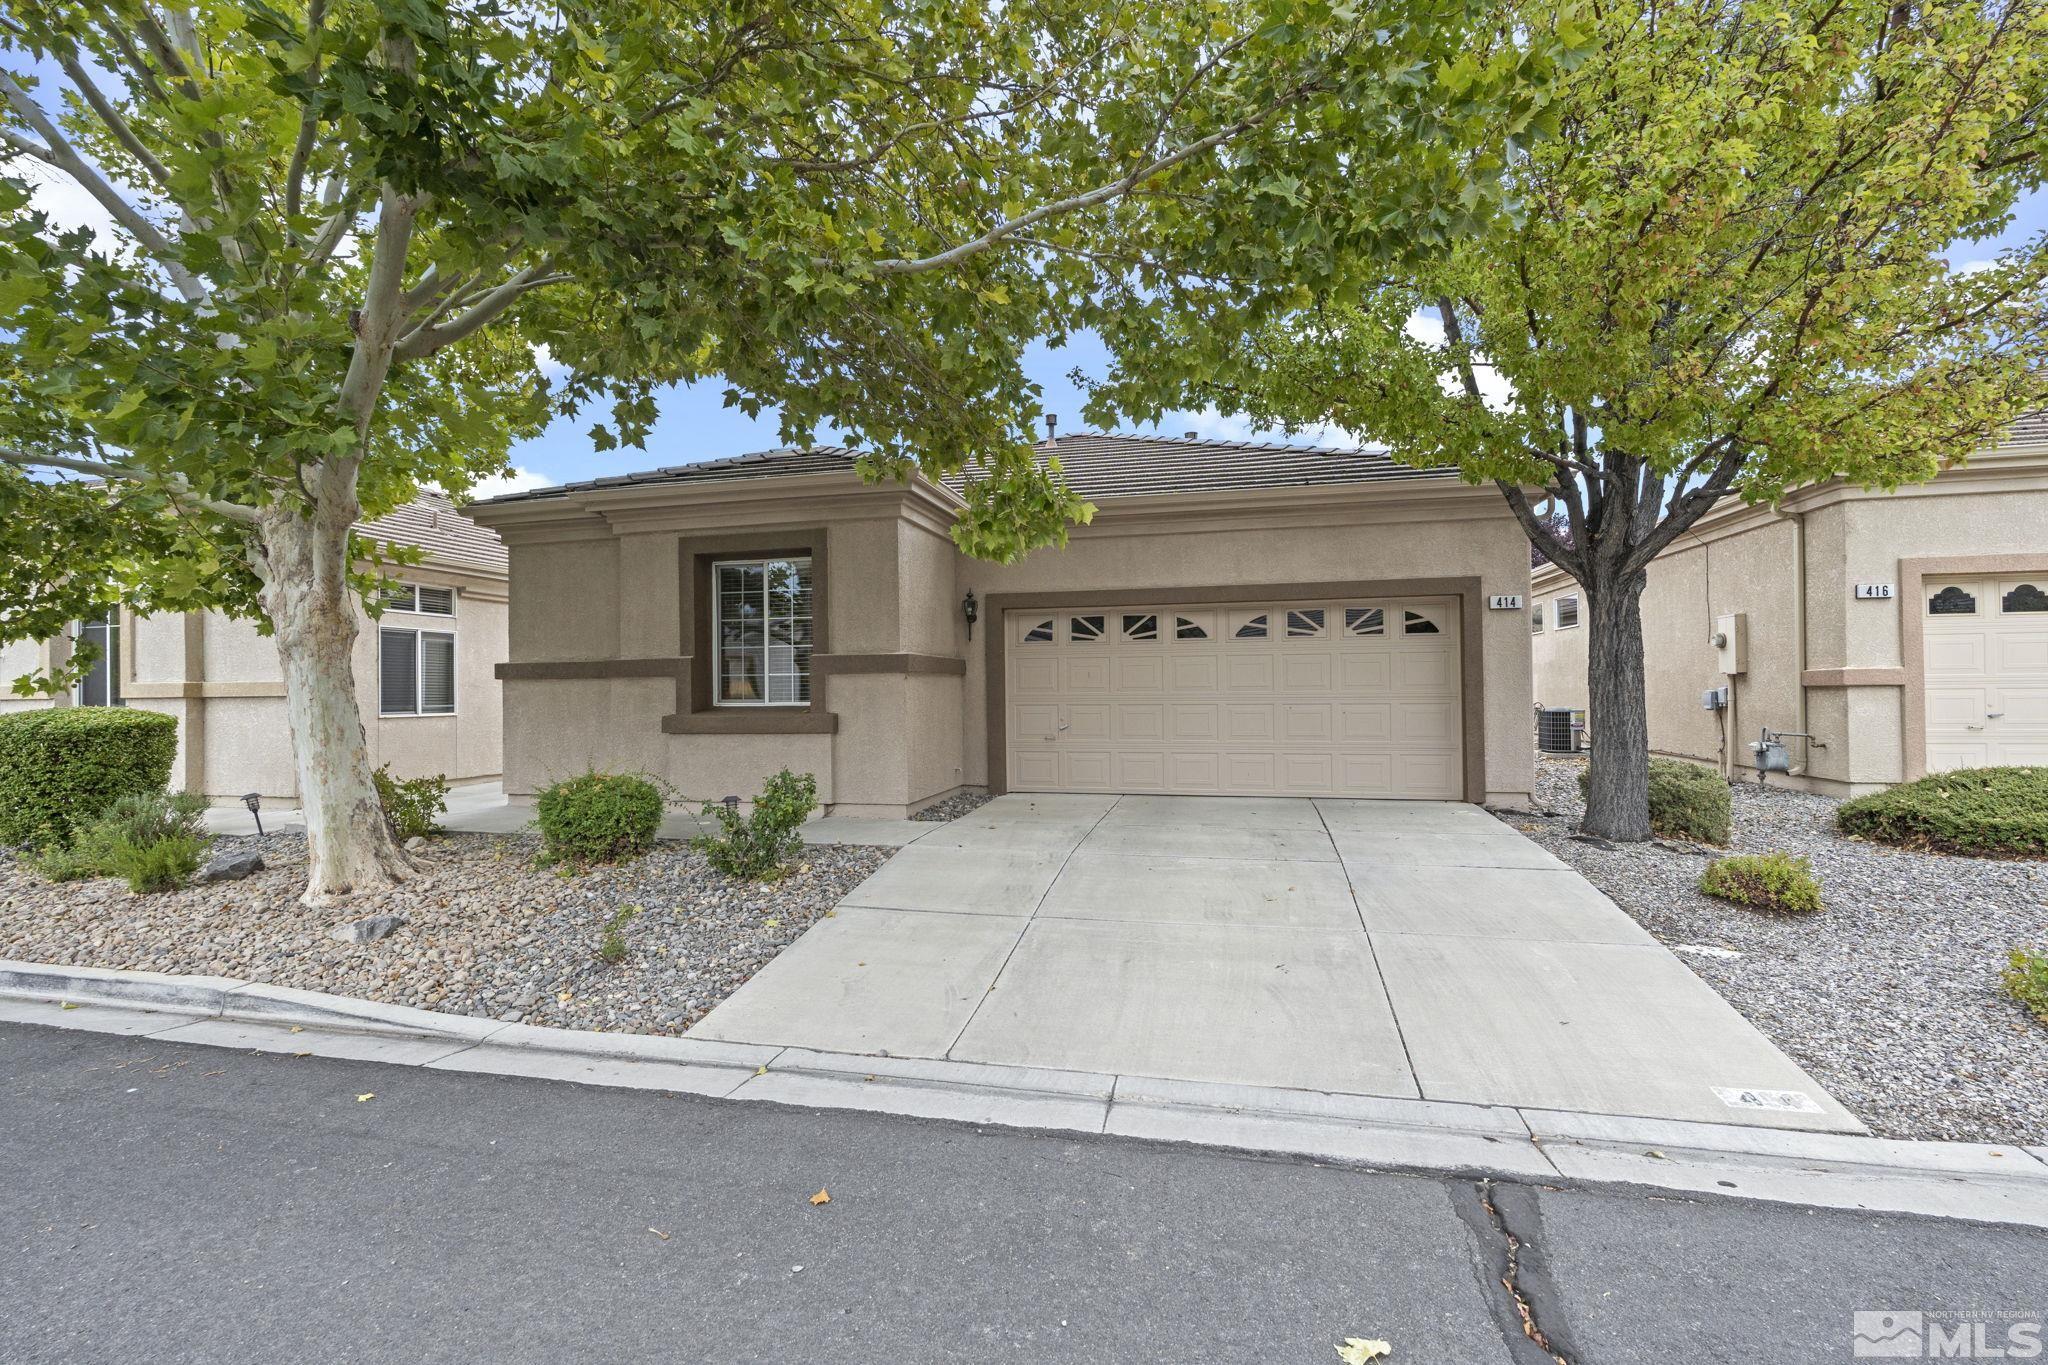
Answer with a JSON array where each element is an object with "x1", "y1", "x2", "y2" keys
[
  {"x1": 284, "y1": 0, "x2": 330, "y2": 223},
  {"x1": 0, "y1": 445, "x2": 260, "y2": 525},
  {"x1": 0, "y1": 71, "x2": 206, "y2": 302},
  {"x1": 57, "y1": 53, "x2": 172, "y2": 190},
  {"x1": 392, "y1": 262, "x2": 565, "y2": 361},
  {"x1": 866, "y1": 80, "x2": 1321, "y2": 278}
]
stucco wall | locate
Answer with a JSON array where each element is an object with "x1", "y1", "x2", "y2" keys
[
  {"x1": 1529, "y1": 579, "x2": 1588, "y2": 713},
  {"x1": 1524, "y1": 453, "x2": 2048, "y2": 794},
  {"x1": 482, "y1": 473, "x2": 1539, "y2": 813}
]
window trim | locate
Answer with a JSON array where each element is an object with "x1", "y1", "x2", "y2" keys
[
  {"x1": 379, "y1": 626, "x2": 458, "y2": 717},
  {"x1": 379, "y1": 582, "x2": 458, "y2": 617},
  {"x1": 711, "y1": 555, "x2": 814, "y2": 708},
  {"x1": 1553, "y1": 594, "x2": 1580, "y2": 630}
]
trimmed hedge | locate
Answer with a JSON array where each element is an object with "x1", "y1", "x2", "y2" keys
[
  {"x1": 1836, "y1": 767, "x2": 2048, "y2": 858},
  {"x1": 0, "y1": 708, "x2": 178, "y2": 847},
  {"x1": 1580, "y1": 756, "x2": 1732, "y2": 844},
  {"x1": 536, "y1": 771, "x2": 663, "y2": 865},
  {"x1": 1699, "y1": 851, "x2": 1824, "y2": 914}
]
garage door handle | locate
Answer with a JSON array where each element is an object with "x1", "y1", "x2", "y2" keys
[{"x1": 1986, "y1": 712, "x2": 2004, "y2": 719}]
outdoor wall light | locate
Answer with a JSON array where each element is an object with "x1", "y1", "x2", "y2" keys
[
  {"x1": 241, "y1": 791, "x2": 264, "y2": 836},
  {"x1": 962, "y1": 589, "x2": 979, "y2": 640}
]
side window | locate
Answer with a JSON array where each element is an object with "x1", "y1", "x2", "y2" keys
[
  {"x1": 1554, "y1": 595, "x2": 1580, "y2": 629},
  {"x1": 1530, "y1": 603, "x2": 1544, "y2": 634},
  {"x1": 1928, "y1": 586, "x2": 1976, "y2": 616}
]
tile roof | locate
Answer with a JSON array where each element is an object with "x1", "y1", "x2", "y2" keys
[
  {"x1": 1996, "y1": 409, "x2": 2048, "y2": 448},
  {"x1": 472, "y1": 432, "x2": 1458, "y2": 508},
  {"x1": 356, "y1": 491, "x2": 508, "y2": 577}
]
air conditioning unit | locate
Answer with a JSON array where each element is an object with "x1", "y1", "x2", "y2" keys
[{"x1": 1536, "y1": 707, "x2": 1583, "y2": 754}]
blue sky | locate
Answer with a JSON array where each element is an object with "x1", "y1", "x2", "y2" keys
[{"x1": 491, "y1": 187, "x2": 2048, "y2": 497}]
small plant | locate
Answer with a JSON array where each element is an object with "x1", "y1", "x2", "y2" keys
[
  {"x1": 536, "y1": 771, "x2": 663, "y2": 865},
  {"x1": 597, "y1": 904, "x2": 641, "y2": 964},
  {"x1": 1837, "y1": 767, "x2": 2048, "y2": 858},
  {"x1": 2003, "y1": 948, "x2": 2048, "y2": 1026},
  {"x1": 691, "y1": 769, "x2": 818, "y2": 880},
  {"x1": 373, "y1": 765, "x2": 450, "y2": 841},
  {"x1": 1699, "y1": 850, "x2": 1823, "y2": 914},
  {"x1": 1579, "y1": 756, "x2": 1731, "y2": 844},
  {"x1": 29, "y1": 791, "x2": 212, "y2": 893}
]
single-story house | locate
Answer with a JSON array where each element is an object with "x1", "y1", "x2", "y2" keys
[
  {"x1": 1530, "y1": 413, "x2": 2048, "y2": 795},
  {"x1": 467, "y1": 433, "x2": 1537, "y2": 816},
  {"x1": 0, "y1": 492, "x2": 509, "y2": 801}
]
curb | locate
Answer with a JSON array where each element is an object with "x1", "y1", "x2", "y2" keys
[{"x1": 4, "y1": 958, "x2": 2046, "y2": 1229}]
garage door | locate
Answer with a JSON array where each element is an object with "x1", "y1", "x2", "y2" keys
[
  {"x1": 1923, "y1": 576, "x2": 2048, "y2": 770},
  {"x1": 1005, "y1": 598, "x2": 1462, "y2": 799}
]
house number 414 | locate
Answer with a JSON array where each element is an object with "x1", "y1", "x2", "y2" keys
[{"x1": 1854, "y1": 583, "x2": 1895, "y2": 600}]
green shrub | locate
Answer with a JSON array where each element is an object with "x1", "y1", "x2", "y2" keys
[
  {"x1": 2003, "y1": 948, "x2": 2048, "y2": 1025},
  {"x1": 597, "y1": 904, "x2": 641, "y2": 964},
  {"x1": 28, "y1": 791, "x2": 211, "y2": 893},
  {"x1": 1579, "y1": 756, "x2": 1731, "y2": 844},
  {"x1": 0, "y1": 708, "x2": 178, "y2": 847},
  {"x1": 536, "y1": 772, "x2": 663, "y2": 865},
  {"x1": 691, "y1": 769, "x2": 819, "y2": 880},
  {"x1": 374, "y1": 765, "x2": 450, "y2": 840},
  {"x1": 1699, "y1": 851, "x2": 1823, "y2": 914},
  {"x1": 1836, "y1": 767, "x2": 2048, "y2": 858}
]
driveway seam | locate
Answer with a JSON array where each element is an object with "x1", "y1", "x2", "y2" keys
[
  {"x1": 1318, "y1": 797, "x2": 1425, "y2": 1097},
  {"x1": 940, "y1": 795, "x2": 1122, "y2": 1061}
]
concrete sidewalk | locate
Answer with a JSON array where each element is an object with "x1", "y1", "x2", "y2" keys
[{"x1": 692, "y1": 793, "x2": 1863, "y2": 1133}]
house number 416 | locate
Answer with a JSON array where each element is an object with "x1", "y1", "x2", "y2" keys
[{"x1": 1854, "y1": 583, "x2": 1895, "y2": 600}]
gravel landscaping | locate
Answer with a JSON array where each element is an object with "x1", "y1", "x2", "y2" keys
[
  {"x1": 911, "y1": 790, "x2": 991, "y2": 821},
  {"x1": 0, "y1": 832, "x2": 891, "y2": 1036},
  {"x1": 1512, "y1": 755, "x2": 2048, "y2": 1144}
]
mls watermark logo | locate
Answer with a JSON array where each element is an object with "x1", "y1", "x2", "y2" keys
[
  {"x1": 1854, "y1": 1313, "x2": 1923, "y2": 1358},
  {"x1": 1853, "y1": 1309, "x2": 2045, "y2": 1357}
]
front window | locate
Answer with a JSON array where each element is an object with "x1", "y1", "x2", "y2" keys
[
  {"x1": 715, "y1": 558, "x2": 812, "y2": 705},
  {"x1": 380, "y1": 628, "x2": 456, "y2": 715},
  {"x1": 75, "y1": 607, "x2": 123, "y2": 708}
]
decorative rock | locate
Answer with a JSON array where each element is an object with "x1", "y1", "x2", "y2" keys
[
  {"x1": 196, "y1": 852, "x2": 265, "y2": 884},
  {"x1": 404, "y1": 836, "x2": 427, "y2": 852},
  {"x1": 329, "y1": 913, "x2": 409, "y2": 943}
]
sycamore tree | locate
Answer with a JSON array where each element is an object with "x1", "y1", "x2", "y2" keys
[
  {"x1": 1088, "y1": 0, "x2": 2048, "y2": 840},
  {"x1": 0, "y1": 0, "x2": 1566, "y2": 899}
]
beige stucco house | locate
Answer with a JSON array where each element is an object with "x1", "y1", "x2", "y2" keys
[
  {"x1": 1530, "y1": 414, "x2": 2048, "y2": 795},
  {"x1": 467, "y1": 433, "x2": 1539, "y2": 818},
  {"x1": 0, "y1": 492, "x2": 508, "y2": 801}
]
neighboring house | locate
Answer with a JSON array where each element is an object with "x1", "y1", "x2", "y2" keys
[
  {"x1": 1529, "y1": 415, "x2": 2048, "y2": 795},
  {"x1": 0, "y1": 492, "x2": 508, "y2": 801},
  {"x1": 467, "y1": 433, "x2": 1537, "y2": 817}
]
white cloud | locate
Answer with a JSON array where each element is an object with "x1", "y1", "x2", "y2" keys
[
  {"x1": 1952, "y1": 257, "x2": 2000, "y2": 276},
  {"x1": 23, "y1": 165, "x2": 123, "y2": 254},
  {"x1": 532, "y1": 344, "x2": 569, "y2": 379},
  {"x1": 461, "y1": 466, "x2": 556, "y2": 500}
]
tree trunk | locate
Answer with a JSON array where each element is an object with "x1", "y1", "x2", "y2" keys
[
  {"x1": 1581, "y1": 566, "x2": 1654, "y2": 841},
  {"x1": 253, "y1": 505, "x2": 421, "y2": 904}
]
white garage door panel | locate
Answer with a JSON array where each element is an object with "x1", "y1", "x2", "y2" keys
[
  {"x1": 1006, "y1": 597, "x2": 1463, "y2": 800},
  {"x1": 1923, "y1": 577, "x2": 2048, "y2": 771}
]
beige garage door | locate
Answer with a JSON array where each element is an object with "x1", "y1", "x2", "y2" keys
[
  {"x1": 1924, "y1": 576, "x2": 2048, "y2": 770},
  {"x1": 1005, "y1": 598, "x2": 1463, "y2": 799}
]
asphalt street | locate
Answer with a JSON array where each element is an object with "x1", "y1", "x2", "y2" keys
[{"x1": 3, "y1": 1021, "x2": 2041, "y2": 1364}]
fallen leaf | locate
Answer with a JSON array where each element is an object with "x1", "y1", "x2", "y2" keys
[
  {"x1": 648, "y1": 1227, "x2": 670, "y2": 1241},
  {"x1": 60, "y1": 1002, "x2": 78, "y2": 1011},
  {"x1": 289, "y1": 1025, "x2": 304, "y2": 1034},
  {"x1": 355, "y1": 1093, "x2": 375, "y2": 1103},
  {"x1": 293, "y1": 1050, "x2": 312, "y2": 1059},
  {"x1": 755, "y1": 1065, "x2": 768, "y2": 1076},
  {"x1": 557, "y1": 991, "x2": 574, "y2": 1005},
  {"x1": 809, "y1": 1188, "x2": 831, "y2": 1206},
  {"x1": 1336, "y1": 1339, "x2": 1391, "y2": 1363}
]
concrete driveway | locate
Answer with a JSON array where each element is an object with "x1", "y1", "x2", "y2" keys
[{"x1": 693, "y1": 794, "x2": 1861, "y2": 1133}]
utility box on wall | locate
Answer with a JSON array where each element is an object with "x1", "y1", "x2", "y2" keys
[{"x1": 1712, "y1": 613, "x2": 1748, "y2": 675}]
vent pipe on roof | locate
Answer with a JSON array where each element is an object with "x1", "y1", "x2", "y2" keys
[
  {"x1": 1045, "y1": 414, "x2": 1057, "y2": 439},
  {"x1": 1184, "y1": 431, "x2": 1198, "y2": 440}
]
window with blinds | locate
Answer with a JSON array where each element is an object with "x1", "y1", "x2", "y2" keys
[
  {"x1": 379, "y1": 583, "x2": 456, "y2": 616},
  {"x1": 380, "y1": 628, "x2": 455, "y2": 715},
  {"x1": 75, "y1": 607, "x2": 123, "y2": 707}
]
